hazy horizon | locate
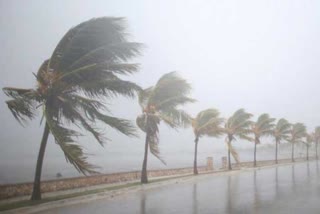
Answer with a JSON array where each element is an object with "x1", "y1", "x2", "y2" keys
[{"x1": 1, "y1": 0, "x2": 319, "y2": 184}]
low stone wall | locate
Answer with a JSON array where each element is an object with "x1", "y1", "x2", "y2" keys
[
  {"x1": 0, "y1": 165, "x2": 210, "y2": 200},
  {"x1": 230, "y1": 157, "x2": 312, "y2": 169},
  {"x1": 0, "y1": 157, "x2": 312, "y2": 200}
]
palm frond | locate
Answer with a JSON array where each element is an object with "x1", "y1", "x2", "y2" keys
[
  {"x1": 45, "y1": 107, "x2": 97, "y2": 174},
  {"x1": 274, "y1": 118, "x2": 291, "y2": 142},
  {"x1": 49, "y1": 17, "x2": 141, "y2": 72},
  {"x1": 289, "y1": 123, "x2": 307, "y2": 144},
  {"x1": 156, "y1": 95, "x2": 196, "y2": 110},
  {"x1": 56, "y1": 98, "x2": 106, "y2": 145},
  {"x1": 148, "y1": 72, "x2": 193, "y2": 108},
  {"x1": 3, "y1": 88, "x2": 41, "y2": 125},
  {"x1": 76, "y1": 77, "x2": 141, "y2": 99},
  {"x1": 251, "y1": 114, "x2": 275, "y2": 140},
  {"x1": 136, "y1": 114, "x2": 165, "y2": 164},
  {"x1": 68, "y1": 42, "x2": 141, "y2": 70},
  {"x1": 305, "y1": 133, "x2": 314, "y2": 145},
  {"x1": 227, "y1": 108, "x2": 253, "y2": 133},
  {"x1": 226, "y1": 141, "x2": 240, "y2": 164},
  {"x1": 96, "y1": 114, "x2": 137, "y2": 137},
  {"x1": 238, "y1": 133, "x2": 254, "y2": 142},
  {"x1": 193, "y1": 108, "x2": 224, "y2": 137},
  {"x1": 148, "y1": 134, "x2": 166, "y2": 165},
  {"x1": 159, "y1": 108, "x2": 191, "y2": 129},
  {"x1": 314, "y1": 126, "x2": 320, "y2": 143}
]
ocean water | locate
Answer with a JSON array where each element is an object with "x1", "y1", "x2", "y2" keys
[{"x1": 0, "y1": 141, "x2": 310, "y2": 184}]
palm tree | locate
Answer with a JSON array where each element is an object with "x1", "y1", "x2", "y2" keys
[
  {"x1": 288, "y1": 123, "x2": 307, "y2": 162},
  {"x1": 314, "y1": 127, "x2": 320, "y2": 159},
  {"x1": 136, "y1": 72, "x2": 195, "y2": 183},
  {"x1": 250, "y1": 114, "x2": 275, "y2": 167},
  {"x1": 3, "y1": 17, "x2": 142, "y2": 200},
  {"x1": 273, "y1": 118, "x2": 291, "y2": 164},
  {"x1": 191, "y1": 108, "x2": 224, "y2": 174},
  {"x1": 304, "y1": 133, "x2": 313, "y2": 161},
  {"x1": 223, "y1": 109, "x2": 253, "y2": 170}
]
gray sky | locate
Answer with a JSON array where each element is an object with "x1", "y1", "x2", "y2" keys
[{"x1": 1, "y1": 0, "x2": 320, "y2": 182}]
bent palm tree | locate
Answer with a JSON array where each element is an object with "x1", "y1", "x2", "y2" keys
[
  {"x1": 314, "y1": 127, "x2": 320, "y2": 159},
  {"x1": 223, "y1": 109, "x2": 253, "y2": 170},
  {"x1": 273, "y1": 119, "x2": 291, "y2": 164},
  {"x1": 136, "y1": 72, "x2": 195, "y2": 183},
  {"x1": 3, "y1": 17, "x2": 141, "y2": 200},
  {"x1": 251, "y1": 114, "x2": 275, "y2": 167},
  {"x1": 304, "y1": 133, "x2": 313, "y2": 161},
  {"x1": 288, "y1": 123, "x2": 306, "y2": 162},
  {"x1": 250, "y1": 114, "x2": 275, "y2": 167},
  {"x1": 191, "y1": 108, "x2": 224, "y2": 174}
]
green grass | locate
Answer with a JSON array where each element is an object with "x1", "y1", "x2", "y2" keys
[{"x1": 0, "y1": 174, "x2": 192, "y2": 212}]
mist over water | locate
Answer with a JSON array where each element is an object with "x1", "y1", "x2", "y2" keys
[{"x1": 0, "y1": 141, "x2": 311, "y2": 184}]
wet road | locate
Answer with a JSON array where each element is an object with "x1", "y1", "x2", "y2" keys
[{"x1": 37, "y1": 161, "x2": 320, "y2": 214}]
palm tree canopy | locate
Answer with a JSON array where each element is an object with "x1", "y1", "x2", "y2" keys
[
  {"x1": 305, "y1": 133, "x2": 314, "y2": 145},
  {"x1": 3, "y1": 17, "x2": 142, "y2": 174},
  {"x1": 192, "y1": 108, "x2": 224, "y2": 138},
  {"x1": 314, "y1": 126, "x2": 320, "y2": 143},
  {"x1": 223, "y1": 108, "x2": 253, "y2": 164},
  {"x1": 224, "y1": 108, "x2": 253, "y2": 141},
  {"x1": 273, "y1": 118, "x2": 291, "y2": 142},
  {"x1": 289, "y1": 123, "x2": 307, "y2": 144},
  {"x1": 251, "y1": 113, "x2": 275, "y2": 141},
  {"x1": 136, "y1": 72, "x2": 195, "y2": 164}
]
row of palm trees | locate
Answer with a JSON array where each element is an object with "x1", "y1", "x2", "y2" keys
[
  {"x1": 192, "y1": 109, "x2": 320, "y2": 174},
  {"x1": 2, "y1": 17, "x2": 320, "y2": 201}
]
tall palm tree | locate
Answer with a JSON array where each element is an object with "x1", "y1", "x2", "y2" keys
[
  {"x1": 250, "y1": 114, "x2": 275, "y2": 167},
  {"x1": 223, "y1": 109, "x2": 253, "y2": 170},
  {"x1": 314, "y1": 127, "x2": 320, "y2": 159},
  {"x1": 304, "y1": 133, "x2": 313, "y2": 161},
  {"x1": 273, "y1": 118, "x2": 291, "y2": 164},
  {"x1": 191, "y1": 108, "x2": 224, "y2": 174},
  {"x1": 3, "y1": 17, "x2": 142, "y2": 200},
  {"x1": 136, "y1": 72, "x2": 195, "y2": 183},
  {"x1": 288, "y1": 123, "x2": 307, "y2": 162}
]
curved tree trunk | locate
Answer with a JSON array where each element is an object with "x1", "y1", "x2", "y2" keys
[
  {"x1": 141, "y1": 131, "x2": 149, "y2": 183},
  {"x1": 291, "y1": 143, "x2": 295, "y2": 162},
  {"x1": 275, "y1": 139, "x2": 279, "y2": 164},
  {"x1": 254, "y1": 137, "x2": 258, "y2": 167},
  {"x1": 31, "y1": 122, "x2": 50, "y2": 201},
  {"x1": 193, "y1": 136, "x2": 199, "y2": 175}
]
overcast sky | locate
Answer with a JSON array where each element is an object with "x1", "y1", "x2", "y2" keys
[{"x1": 1, "y1": 0, "x2": 320, "y2": 181}]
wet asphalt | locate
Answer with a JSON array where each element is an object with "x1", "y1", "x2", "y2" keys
[{"x1": 36, "y1": 161, "x2": 320, "y2": 214}]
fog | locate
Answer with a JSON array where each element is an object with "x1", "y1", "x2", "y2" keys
[{"x1": 0, "y1": 0, "x2": 319, "y2": 183}]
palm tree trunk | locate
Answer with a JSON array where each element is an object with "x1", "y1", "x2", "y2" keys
[
  {"x1": 31, "y1": 122, "x2": 50, "y2": 201},
  {"x1": 228, "y1": 147, "x2": 231, "y2": 170},
  {"x1": 275, "y1": 139, "x2": 279, "y2": 164},
  {"x1": 193, "y1": 136, "x2": 199, "y2": 175},
  {"x1": 227, "y1": 135, "x2": 232, "y2": 170},
  {"x1": 316, "y1": 141, "x2": 319, "y2": 160},
  {"x1": 141, "y1": 131, "x2": 149, "y2": 183},
  {"x1": 254, "y1": 137, "x2": 258, "y2": 167},
  {"x1": 307, "y1": 145, "x2": 309, "y2": 161},
  {"x1": 291, "y1": 142, "x2": 295, "y2": 162}
]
